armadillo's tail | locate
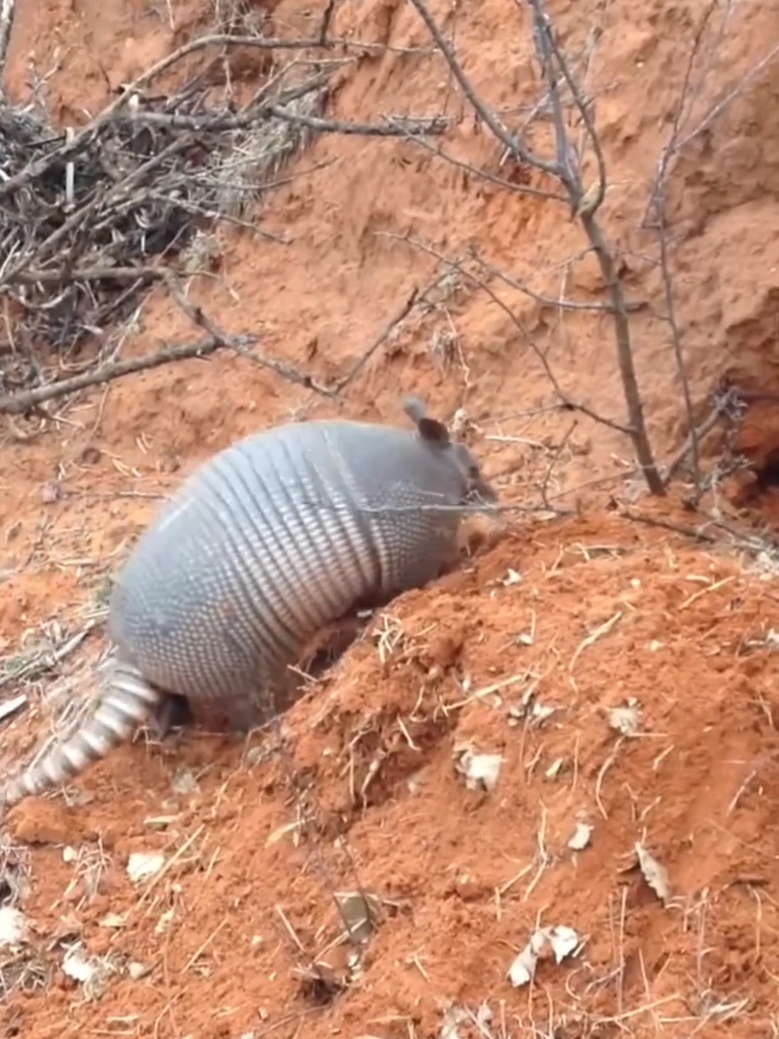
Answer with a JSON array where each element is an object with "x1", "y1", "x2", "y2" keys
[{"x1": 0, "y1": 661, "x2": 159, "y2": 808}]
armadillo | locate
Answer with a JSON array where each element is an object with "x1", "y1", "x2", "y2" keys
[{"x1": 1, "y1": 396, "x2": 494, "y2": 806}]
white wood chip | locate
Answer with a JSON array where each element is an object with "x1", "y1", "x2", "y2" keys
[
  {"x1": 635, "y1": 842, "x2": 671, "y2": 905},
  {"x1": 455, "y1": 749, "x2": 503, "y2": 792}
]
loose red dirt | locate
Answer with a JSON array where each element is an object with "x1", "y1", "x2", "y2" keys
[{"x1": 3, "y1": 0, "x2": 779, "y2": 1036}]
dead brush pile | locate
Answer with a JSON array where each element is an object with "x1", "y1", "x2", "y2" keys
[{"x1": 0, "y1": 69, "x2": 326, "y2": 387}]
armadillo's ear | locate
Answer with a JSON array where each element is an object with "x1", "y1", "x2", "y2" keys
[{"x1": 403, "y1": 395, "x2": 451, "y2": 447}]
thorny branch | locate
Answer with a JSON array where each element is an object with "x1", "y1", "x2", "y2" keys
[
  {"x1": 0, "y1": 263, "x2": 251, "y2": 416},
  {"x1": 642, "y1": 1, "x2": 721, "y2": 496},
  {"x1": 618, "y1": 500, "x2": 779, "y2": 565},
  {"x1": 526, "y1": 0, "x2": 664, "y2": 495},
  {"x1": 643, "y1": 1, "x2": 779, "y2": 227},
  {"x1": 472, "y1": 250, "x2": 648, "y2": 317},
  {"x1": 0, "y1": 33, "x2": 443, "y2": 202},
  {"x1": 406, "y1": 0, "x2": 666, "y2": 496}
]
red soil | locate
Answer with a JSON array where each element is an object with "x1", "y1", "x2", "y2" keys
[{"x1": 3, "y1": 0, "x2": 779, "y2": 1035}]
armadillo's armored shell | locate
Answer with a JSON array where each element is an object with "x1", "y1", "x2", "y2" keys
[{"x1": 109, "y1": 418, "x2": 470, "y2": 715}]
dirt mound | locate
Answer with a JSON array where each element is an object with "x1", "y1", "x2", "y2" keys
[
  {"x1": 3, "y1": 514, "x2": 779, "y2": 1038},
  {"x1": 3, "y1": 0, "x2": 779, "y2": 1035}
]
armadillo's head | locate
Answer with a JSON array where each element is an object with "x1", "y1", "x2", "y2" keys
[{"x1": 403, "y1": 395, "x2": 497, "y2": 507}]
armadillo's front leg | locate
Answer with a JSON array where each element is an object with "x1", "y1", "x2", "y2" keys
[
  {"x1": 224, "y1": 690, "x2": 278, "y2": 732},
  {"x1": 148, "y1": 692, "x2": 192, "y2": 739},
  {"x1": 223, "y1": 670, "x2": 303, "y2": 733}
]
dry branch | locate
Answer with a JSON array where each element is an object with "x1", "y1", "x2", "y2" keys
[
  {"x1": 0, "y1": 0, "x2": 14, "y2": 70},
  {"x1": 0, "y1": 77, "x2": 328, "y2": 362},
  {"x1": 642, "y1": 1, "x2": 723, "y2": 495},
  {"x1": 114, "y1": 104, "x2": 446, "y2": 139},
  {"x1": 333, "y1": 287, "x2": 422, "y2": 394},
  {"x1": 0, "y1": 262, "x2": 339, "y2": 413},
  {"x1": 617, "y1": 507, "x2": 717, "y2": 544},
  {"x1": 472, "y1": 250, "x2": 648, "y2": 316},
  {"x1": 406, "y1": 0, "x2": 665, "y2": 496},
  {"x1": 525, "y1": 0, "x2": 663, "y2": 495},
  {"x1": 0, "y1": 338, "x2": 238, "y2": 415}
]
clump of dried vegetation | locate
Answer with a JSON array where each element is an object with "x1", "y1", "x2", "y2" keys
[
  {"x1": 0, "y1": 69, "x2": 321, "y2": 359},
  {"x1": 0, "y1": 28, "x2": 445, "y2": 410}
]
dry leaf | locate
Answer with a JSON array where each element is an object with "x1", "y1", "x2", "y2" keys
[
  {"x1": 455, "y1": 748, "x2": 503, "y2": 792},
  {"x1": 0, "y1": 906, "x2": 29, "y2": 948},
  {"x1": 99, "y1": 913, "x2": 126, "y2": 929},
  {"x1": 607, "y1": 701, "x2": 640, "y2": 736},
  {"x1": 126, "y1": 852, "x2": 165, "y2": 884},
  {"x1": 545, "y1": 757, "x2": 564, "y2": 779},
  {"x1": 266, "y1": 821, "x2": 303, "y2": 847},
  {"x1": 532, "y1": 703, "x2": 556, "y2": 723},
  {"x1": 507, "y1": 925, "x2": 580, "y2": 987},
  {"x1": 335, "y1": 891, "x2": 377, "y2": 944},
  {"x1": 546, "y1": 925, "x2": 580, "y2": 962},
  {"x1": 62, "y1": 947, "x2": 99, "y2": 984},
  {"x1": 128, "y1": 960, "x2": 152, "y2": 980},
  {"x1": 507, "y1": 931, "x2": 545, "y2": 987},
  {"x1": 62, "y1": 946, "x2": 114, "y2": 1000}
]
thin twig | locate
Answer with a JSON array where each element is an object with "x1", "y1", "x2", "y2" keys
[
  {"x1": 332, "y1": 285, "x2": 425, "y2": 394},
  {"x1": 641, "y1": 2, "x2": 779, "y2": 494},
  {"x1": 0, "y1": 31, "x2": 449, "y2": 201},
  {"x1": 655, "y1": 205, "x2": 700, "y2": 491},
  {"x1": 617, "y1": 507, "x2": 717, "y2": 544},
  {"x1": 0, "y1": 0, "x2": 15, "y2": 70},
  {"x1": 539, "y1": 419, "x2": 577, "y2": 509},
  {"x1": 161, "y1": 271, "x2": 339, "y2": 399},
  {"x1": 405, "y1": 0, "x2": 558, "y2": 177},
  {"x1": 473, "y1": 249, "x2": 648, "y2": 315},
  {"x1": 0, "y1": 624, "x2": 97, "y2": 690},
  {"x1": 233, "y1": 341, "x2": 338, "y2": 399},
  {"x1": 7, "y1": 266, "x2": 161, "y2": 287},
  {"x1": 642, "y1": 0, "x2": 720, "y2": 228},
  {"x1": 639, "y1": 1, "x2": 724, "y2": 494},
  {"x1": 319, "y1": 0, "x2": 338, "y2": 43},
  {"x1": 399, "y1": 131, "x2": 568, "y2": 203},
  {"x1": 645, "y1": 6, "x2": 779, "y2": 225},
  {"x1": 121, "y1": 104, "x2": 447, "y2": 138}
]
